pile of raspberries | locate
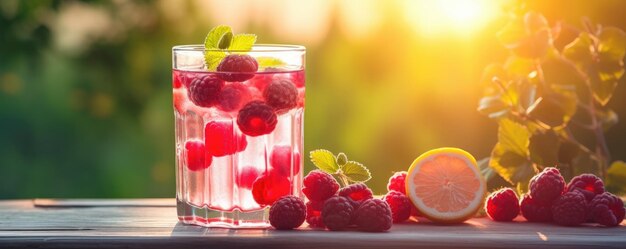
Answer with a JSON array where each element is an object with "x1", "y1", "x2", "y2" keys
[
  {"x1": 485, "y1": 167, "x2": 625, "y2": 227},
  {"x1": 270, "y1": 170, "x2": 418, "y2": 232}
]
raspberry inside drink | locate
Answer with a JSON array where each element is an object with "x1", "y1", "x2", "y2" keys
[{"x1": 172, "y1": 45, "x2": 305, "y2": 228}]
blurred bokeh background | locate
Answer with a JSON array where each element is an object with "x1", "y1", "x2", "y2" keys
[{"x1": 1, "y1": 0, "x2": 625, "y2": 198}]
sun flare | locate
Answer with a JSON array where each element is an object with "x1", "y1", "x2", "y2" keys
[{"x1": 403, "y1": 0, "x2": 500, "y2": 36}]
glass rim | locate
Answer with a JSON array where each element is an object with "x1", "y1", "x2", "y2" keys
[{"x1": 172, "y1": 44, "x2": 305, "y2": 53}]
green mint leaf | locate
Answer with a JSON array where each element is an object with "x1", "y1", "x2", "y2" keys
[
  {"x1": 310, "y1": 149, "x2": 339, "y2": 174},
  {"x1": 204, "y1": 25, "x2": 232, "y2": 68},
  {"x1": 341, "y1": 161, "x2": 371, "y2": 183},
  {"x1": 336, "y1": 152, "x2": 348, "y2": 166},
  {"x1": 218, "y1": 31, "x2": 233, "y2": 49},
  {"x1": 204, "y1": 25, "x2": 233, "y2": 49},
  {"x1": 204, "y1": 50, "x2": 226, "y2": 70},
  {"x1": 257, "y1": 57, "x2": 287, "y2": 68},
  {"x1": 229, "y1": 34, "x2": 257, "y2": 50}
]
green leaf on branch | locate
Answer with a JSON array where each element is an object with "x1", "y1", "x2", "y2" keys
[
  {"x1": 478, "y1": 157, "x2": 496, "y2": 182},
  {"x1": 563, "y1": 32, "x2": 594, "y2": 69},
  {"x1": 541, "y1": 57, "x2": 586, "y2": 87},
  {"x1": 557, "y1": 141, "x2": 580, "y2": 165},
  {"x1": 607, "y1": 161, "x2": 626, "y2": 194},
  {"x1": 310, "y1": 149, "x2": 339, "y2": 174},
  {"x1": 497, "y1": 12, "x2": 553, "y2": 59},
  {"x1": 481, "y1": 79, "x2": 538, "y2": 115},
  {"x1": 341, "y1": 161, "x2": 371, "y2": 183},
  {"x1": 512, "y1": 28, "x2": 552, "y2": 59},
  {"x1": 589, "y1": 73, "x2": 619, "y2": 105},
  {"x1": 526, "y1": 89, "x2": 577, "y2": 128},
  {"x1": 481, "y1": 64, "x2": 508, "y2": 87},
  {"x1": 498, "y1": 119, "x2": 531, "y2": 156},
  {"x1": 597, "y1": 53, "x2": 626, "y2": 81},
  {"x1": 563, "y1": 27, "x2": 625, "y2": 105},
  {"x1": 528, "y1": 130, "x2": 560, "y2": 167},
  {"x1": 490, "y1": 143, "x2": 535, "y2": 186},
  {"x1": 480, "y1": 14, "x2": 624, "y2": 191},
  {"x1": 504, "y1": 56, "x2": 536, "y2": 79},
  {"x1": 516, "y1": 181, "x2": 530, "y2": 196},
  {"x1": 598, "y1": 27, "x2": 626, "y2": 62},
  {"x1": 477, "y1": 95, "x2": 510, "y2": 119},
  {"x1": 597, "y1": 108, "x2": 619, "y2": 131},
  {"x1": 489, "y1": 119, "x2": 535, "y2": 186},
  {"x1": 515, "y1": 80, "x2": 539, "y2": 110}
]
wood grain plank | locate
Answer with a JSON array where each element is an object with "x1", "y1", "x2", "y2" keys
[
  {"x1": 0, "y1": 199, "x2": 624, "y2": 249},
  {"x1": 33, "y1": 198, "x2": 175, "y2": 207}
]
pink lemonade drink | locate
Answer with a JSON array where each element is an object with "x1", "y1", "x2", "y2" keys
[{"x1": 172, "y1": 45, "x2": 305, "y2": 228}]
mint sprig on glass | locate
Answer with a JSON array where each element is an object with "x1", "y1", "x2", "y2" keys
[
  {"x1": 203, "y1": 25, "x2": 257, "y2": 69},
  {"x1": 203, "y1": 25, "x2": 285, "y2": 70},
  {"x1": 309, "y1": 150, "x2": 372, "y2": 187}
]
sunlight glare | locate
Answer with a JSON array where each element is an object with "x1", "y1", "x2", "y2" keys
[
  {"x1": 403, "y1": 0, "x2": 500, "y2": 37},
  {"x1": 338, "y1": 0, "x2": 383, "y2": 39}
]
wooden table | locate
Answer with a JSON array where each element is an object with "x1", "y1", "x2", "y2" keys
[{"x1": 0, "y1": 199, "x2": 624, "y2": 249}]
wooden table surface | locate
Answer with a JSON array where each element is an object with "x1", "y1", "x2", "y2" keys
[{"x1": 0, "y1": 199, "x2": 625, "y2": 249}]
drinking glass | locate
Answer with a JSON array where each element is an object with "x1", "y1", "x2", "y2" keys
[{"x1": 172, "y1": 44, "x2": 305, "y2": 228}]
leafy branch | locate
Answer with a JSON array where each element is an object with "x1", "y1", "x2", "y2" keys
[{"x1": 478, "y1": 11, "x2": 626, "y2": 192}]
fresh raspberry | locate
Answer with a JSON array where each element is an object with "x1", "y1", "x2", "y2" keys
[
  {"x1": 322, "y1": 196, "x2": 355, "y2": 231},
  {"x1": 338, "y1": 183, "x2": 374, "y2": 209},
  {"x1": 238, "y1": 166, "x2": 260, "y2": 189},
  {"x1": 269, "y1": 195, "x2": 306, "y2": 230},
  {"x1": 306, "y1": 201, "x2": 325, "y2": 228},
  {"x1": 269, "y1": 145, "x2": 301, "y2": 176},
  {"x1": 383, "y1": 191, "x2": 411, "y2": 223},
  {"x1": 172, "y1": 70, "x2": 183, "y2": 88},
  {"x1": 387, "y1": 171, "x2": 407, "y2": 194},
  {"x1": 354, "y1": 199, "x2": 393, "y2": 232},
  {"x1": 251, "y1": 171, "x2": 291, "y2": 206},
  {"x1": 188, "y1": 75, "x2": 224, "y2": 107},
  {"x1": 589, "y1": 192, "x2": 625, "y2": 227},
  {"x1": 236, "y1": 101, "x2": 277, "y2": 136},
  {"x1": 411, "y1": 205, "x2": 421, "y2": 217},
  {"x1": 263, "y1": 79, "x2": 298, "y2": 113},
  {"x1": 204, "y1": 120, "x2": 247, "y2": 157},
  {"x1": 529, "y1": 167, "x2": 565, "y2": 205},
  {"x1": 290, "y1": 70, "x2": 305, "y2": 88},
  {"x1": 485, "y1": 188, "x2": 520, "y2": 222},
  {"x1": 173, "y1": 71, "x2": 193, "y2": 88},
  {"x1": 302, "y1": 170, "x2": 339, "y2": 202},
  {"x1": 551, "y1": 191, "x2": 588, "y2": 226},
  {"x1": 250, "y1": 72, "x2": 274, "y2": 92},
  {"x1": 217, "y1": 83, "x2": 251, "y2": 112},
  {"x1": 173, "y1": 89, "x2": 187, "y2": 114},
  {"x1": 519, "y1": 194, "x2": 552, "y2": 222},
  {"x1": 216, "y1": 54, "x2": 258, "y2": 82},
  {"x1": 566, "y1": 173, "x2": 605, "y2": 202},
  {"x1": 185, "y1": 140, "x2": 211, "y2": 171}
]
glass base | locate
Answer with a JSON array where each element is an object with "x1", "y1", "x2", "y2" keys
[{"x1": 176, "y1": 199, "x2": 270, "y2": 228}]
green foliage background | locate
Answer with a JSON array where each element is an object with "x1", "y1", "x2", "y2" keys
[
  {"x1": 478, "y1": 10, "x2": 626, "y2": 194},
  {"x1": 1, "y1": 0, "x2": 626, "y2": 198}
]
